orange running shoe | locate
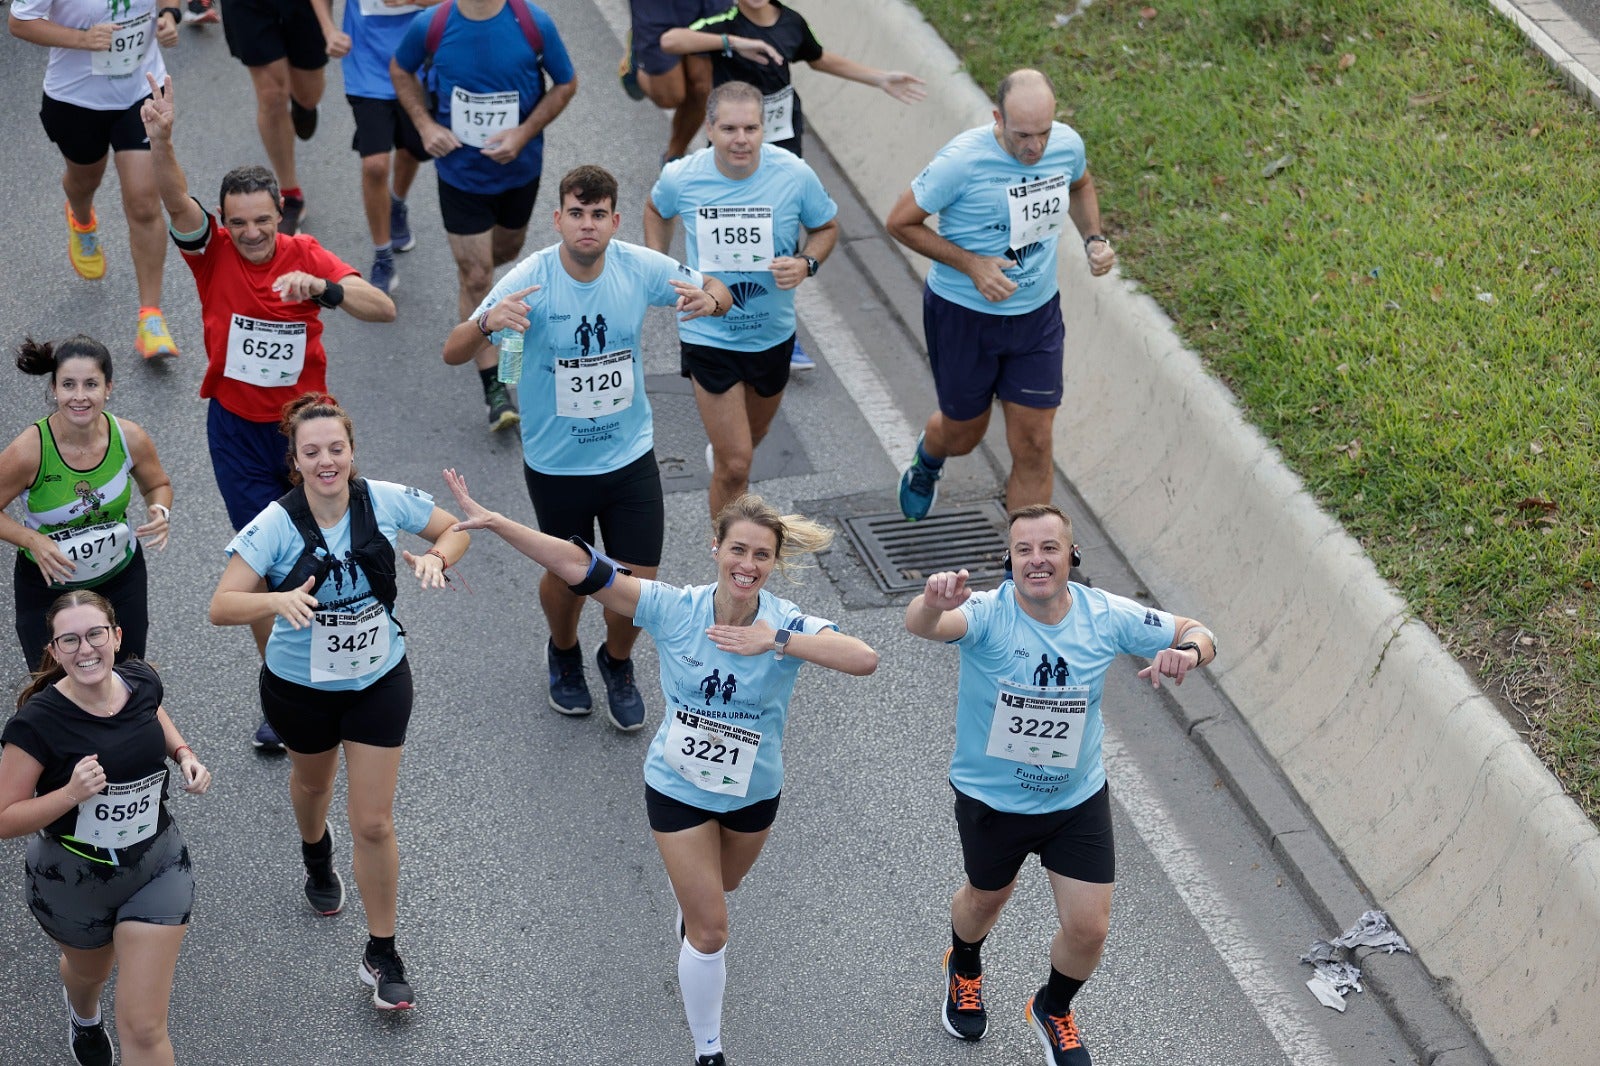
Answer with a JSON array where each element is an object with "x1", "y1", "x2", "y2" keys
[
  {"x1": 941, "y1": 947, "x2": 989, "y2": 1041},
  {"x1": 1025, "y1": 991, "x2": 1091, "y2": 1065},
  {"x1": 66, "y1": 204, "x2": 105, "y2": 280},
  {"x1": 136, "y1": 308, "x2": 179, "y2": 360}
]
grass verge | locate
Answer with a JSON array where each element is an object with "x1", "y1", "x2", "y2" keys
[{"x1": 906, "y1": 0, "x2": 1600, "y2": 818}]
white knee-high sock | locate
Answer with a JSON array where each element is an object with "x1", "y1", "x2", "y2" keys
[{"x1": 678, "y1": 938, "x2": 727, "y2": 1058}]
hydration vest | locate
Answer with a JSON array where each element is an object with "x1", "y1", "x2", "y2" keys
[{"x1": 268, "y1": 478, "x2": 404, "y2": 636}]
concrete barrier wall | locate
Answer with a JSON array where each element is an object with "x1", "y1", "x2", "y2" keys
[{"x1": 792, "y1": 3, "x2": 1600, "y2": 1062}]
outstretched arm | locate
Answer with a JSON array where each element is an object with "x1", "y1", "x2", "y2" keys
[
  {"x1": 442, "y1": 469, "x2": 644, "y2": 618},
  {"x1": 807, "y1": 52, "x2": 926, "y2": 104},
  {"x1": 140, "y1": 74, "x2": 207, "y2": 232}
]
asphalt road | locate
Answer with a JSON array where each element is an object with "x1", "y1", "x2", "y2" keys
[{"x1": 0, "y1": 1, "x2": 1432, "y2": 1062}]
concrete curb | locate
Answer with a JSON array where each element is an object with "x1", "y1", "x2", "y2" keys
[
  {"x1": 792, "y1": 3, "x2": 1600, "y2": 1064},
  {"x1": 1491, "y1": 0, "x2": 1600, "y2": 111}
]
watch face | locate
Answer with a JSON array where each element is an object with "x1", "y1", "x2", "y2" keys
[{"x1": 774, "y1": 629, "x2": 791, "y2": 646}]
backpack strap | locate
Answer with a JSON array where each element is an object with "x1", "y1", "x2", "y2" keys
[
  {"x1": 507, "y1": 0, "x2": 543, "y2": 56},
  {"x1": 267, "y1": 485, "x2": 335, "y2": 595},
  {"x1": 423, "y1": 0, "x2": 454, "y2": 55}
]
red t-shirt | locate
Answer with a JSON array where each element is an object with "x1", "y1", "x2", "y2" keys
[{"x1": 178, "y1": 209, "x2": 359, "y2": 424}]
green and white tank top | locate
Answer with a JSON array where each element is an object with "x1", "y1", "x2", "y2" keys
[{"x1": 22, "y1": 413, "x2": 138, "y2": 587}]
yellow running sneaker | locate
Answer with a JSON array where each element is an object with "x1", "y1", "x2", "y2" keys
[
  {"x1": 66, "y1": 204, "x2": 105, "y2": 280},
  {"x1": 136, "y1": 308, "x2": 179, "y2": 360}
]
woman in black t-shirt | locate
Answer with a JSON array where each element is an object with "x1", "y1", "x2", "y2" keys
[{"x1": 0, "y1": 589, "x2": 211, "y2": 1066}]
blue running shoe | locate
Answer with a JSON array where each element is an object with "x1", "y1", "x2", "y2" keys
[
  {"x1": 370, "y1": 252, "x2": 396, "y2": 295},
  {"x1": 253, "y1": 717, "x2": 285, "y2": 752},
  {"x1": 790, "y1": 337, "x2": 815, "y2": 371},
  {"x1": 898, "y1": 433, "x2": 943, "y2": 521},
  {"x1": 390, "y1": 198, "x2": 415, "y2": 253},
  {"x1": 548, "y1": 638, "x2": 592, "y2": 715},
  {"x1": 596, "y1": 645, "x2": 646, "y2": 732}
]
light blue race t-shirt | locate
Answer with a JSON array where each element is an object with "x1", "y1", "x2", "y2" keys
[
  {"x1": 472, "y1": 240, "x2": 703, "y2": 476},
  {"x1": 636, "y1": 580, "x2": 837, "y2": 812},
  {"x1": 650, "y1": 144, "x2": 837, "y2": 350},
  {"x1": 225, "y1": 480, "x2": 436, "y2": 690},
  {"x1": 342, "y1": 0, "x2": 426, "y2": 101},
  {"x1": 911, "y1": 122, "x2": 1087, "y2": 315},
  {"x1": 391, "y1": 0, "x2": 575, "y2": 194},
  {"x1": 949, "y1": 582, "x2": 1174, "y2": 814}
]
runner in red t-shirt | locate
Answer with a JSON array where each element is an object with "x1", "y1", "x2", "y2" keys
[{"x1": 141, "y1": 72, "x2": 395, "y2": 751}]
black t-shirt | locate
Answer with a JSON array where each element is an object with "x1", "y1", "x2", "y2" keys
[
  {"x1": 700, "y1": 2, "x2": 823, "y2": 142},
  {"x1": 1, "y1": 659, "x2": 170, "y2": 838}
]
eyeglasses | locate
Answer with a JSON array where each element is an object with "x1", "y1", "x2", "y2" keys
[{"x1": 50, "y1": 626, "x2": 113, "y2": 653}]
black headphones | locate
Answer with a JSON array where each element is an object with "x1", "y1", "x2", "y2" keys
[{"x1": 1001, "y1": 544, "x2": 1082, "y2": 572}]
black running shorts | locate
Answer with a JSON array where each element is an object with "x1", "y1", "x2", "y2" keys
[
  {"x1": 437, "y1": 175, "x2": 541, "y2": 236},
  {"x1": 952, "y1": 783, "x2": 1115, "y2": 891},
  {"x1": 347, "y1": 95, "x2": 428, "y2": 161},
  {"x1": 223, "y1": 0, "x2": 328, "y2": 70},
  {"x1": 646, "y1": 784, "x2": 780, "y2": 834},
  {"x1": 259, "y1": 656, "x2": 414, "y2": 753},
  {"x1": 521, "y1": 450, "x2": 665, "y2": 569},
  {"x1": 39, "y1": 93, "x2": 151, "y2": 167},
  {"x1": 679, "y1": 335, "x2": 794, "y2": 398}
]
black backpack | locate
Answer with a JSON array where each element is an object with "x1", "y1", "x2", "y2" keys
[{"x1": 269, "y1": 478, "x2": 405, "y2": 636}]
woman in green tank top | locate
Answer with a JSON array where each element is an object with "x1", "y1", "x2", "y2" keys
[{"x1": 0, "y1": 335, "x2": 174, "y2": 669}]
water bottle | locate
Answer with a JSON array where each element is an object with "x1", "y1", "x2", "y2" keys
[{"x1": 497, "y1": 329, "x2": 524, "y2": 386}]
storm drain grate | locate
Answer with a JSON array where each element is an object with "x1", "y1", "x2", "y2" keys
[{"x1": 842, "y1": 503, "x2": 1010, "y2": 594}]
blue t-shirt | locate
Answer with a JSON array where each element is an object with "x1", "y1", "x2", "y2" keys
[
  {"x1": 650, "y1": 144, "x2": 836, "y2": 350},
  {"x1": 391, "y1": 0, "x2": 574, "y2": 194},
  {"x1": 637, "y1": 580, "x2": 837, "y2": 811},
  {"x1": 471, "y1": 240, "x2": 704, "y2": 476},
  {"x1": 225, "y1": 480, "x2": 437, "y2": 690},
  {"x1": 911, "y1": 122, "x2": 1087, "y2": 314},
  {"x1": 949, "y1": 582, "x2": 1174, "y2": 814},
  {"x1": 342, "y1": 0, "x2": 426, "y2": 101}
]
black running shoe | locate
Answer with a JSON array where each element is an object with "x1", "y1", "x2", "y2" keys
[
  {"x1": 63, "y1": 987, "x2": 114, "y2": 1066},
  {"x1": 290, "y1": 99, "x2": 318, "y2": 141},
  {"x1": 547, "y1": 638, "x2": 592, "y2": 715},
  {"x1": 941, "y1": 946, "x2": 988, "y2": 1041},
  {"x1": 279, "y1": 194, "x2": 305, "y2": 236},
  {"x1": 694, "y1": 1055, "x2": 726, "y2": 1066},
  {"x1": 303, "y1": 824, "x2": 345, "y2": 916},
  {"x1": 1025, "y1": 991, "x2": 1092, "y2": 1066},
  {"x1": 596, "y1": 645, "x2": 646, "y2": 731},
  {"x1": 360, "y1": 947, "x2": 416, "y2": 1011},
  {"x1": 486, "y1": 381, "x2": 520, "y2": 432}
]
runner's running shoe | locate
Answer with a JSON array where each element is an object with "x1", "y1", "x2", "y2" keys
[
  {"x1": 1025, "y1": 991, "x2": 1091, "y2": 1066},
  {"x1": 63, "y1": 987, "x2": 114, "y2": 1066},
  {"x1": 694, "y1": 1055, "x2": 726, "y2": 1066},
  {"x1": 136, "y1": 309, "x2": 179, "y2": 360},
  {"x1": 619, "y1": 34, "x2": 645, "y2": 101},
  {"x1": 898, "y1": 433, "x2": 943, "y2": 520},
  {"x1": 941, "y1": 947, "x2": 988, "y2": 1041},
  {"x1": 279, "y1": 194, "x2": 306, "y2": 236},
  {"x1": 66, "y1": 205, "x2": 105, "y2": 280},
  {"x1": 360, "y1": 946, "x2": 416, "y2": 1011},
  {"x1": 790, "y1": 336, "x2": 815, "y2": 371},
  {"x1": 253, "y1": 717, "x2": 285, "y2": 752},
  {"x1": 390, "y1": 198, "x2": 415, "y2": 253},
  {"x1": 303, "y1": 824, "x2": 345, "y2": 916},
  {"x1": 370, "y1": 252, "x2": 396, "y2": 296},
  {"x1": 548, "y1": 638, "x2": 592, "y2": 715},
  {"x1": 596, "y1": 645, "x2": 646, "y2": 731},
  {"x1": 290, "y1": 99, "x2": 318, "y2": 141},
  {"x1": 183, "y1": 0, "x2": 219, "y2": 23},
  {"x1": 486, "y1": 381, "x2": 520, "y2": 432}
]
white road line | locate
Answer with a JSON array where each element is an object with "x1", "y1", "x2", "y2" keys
[{"x1": 1103, "y1": 727, "x2": 1340, "y2": 1066}]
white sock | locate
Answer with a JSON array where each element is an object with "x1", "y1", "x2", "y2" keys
[
  {"x1": 63, "y1": 986, "x2": 99, "y2": 1027},
  {"x1": 678, "y1": 939, "x2": 726, "y2": 1057}
]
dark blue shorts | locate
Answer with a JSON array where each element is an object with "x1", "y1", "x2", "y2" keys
[
  {"x1": 923, "y1": 288, "x2": 1065, "y2": 422},
  {"x1": 206, "y1": 400, "x2": 293, "y2": 532},
  {"x1": 630, "y1": 0, "x2": 718, "y2": 76}
]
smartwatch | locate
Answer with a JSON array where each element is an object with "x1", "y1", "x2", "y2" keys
[
  {"x1": 772, "y1": 628, "x2": 792, "y2": 660},
  {"x1": 801, "y1": 255, "x2": 819, "y2": 277},
  {"x1": 1174, "y1": 641, "x2": 1204, "y2": 666}
]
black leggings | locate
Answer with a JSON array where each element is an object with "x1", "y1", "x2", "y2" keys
[{"x1": 13, "y1": 548, "x2": 148, "y2": 671}]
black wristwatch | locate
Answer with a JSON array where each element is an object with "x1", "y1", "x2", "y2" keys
[
  {"x1": 772, "y1": 628, "x2": 792, "y2": 660},
  {"x1": 801, "y1": 255, "x2": 819, "y2": 277},
  {"x1": 313, "y1": 280, "x2": 345, "y2": 309},
  {"x1": 1175, "y1": 641, "x2": 1204, "y2": 666}
]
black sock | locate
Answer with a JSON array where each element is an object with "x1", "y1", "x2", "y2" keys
[
  {"x1": 300, "y1": 828, "x2": 331, "y2": 861},
  {"x1": 367, "y1": 934, "x2": 397, "y2": 957},
  {"x1": 479, "y1": 365, "x2": 501, "y2": 396},
  {"x1": 951, "y1": 926, "x2": 985, "y2": 976},
  {"x1": 1042, "y1": 967, "x2": 1085, "y2": 1013}
]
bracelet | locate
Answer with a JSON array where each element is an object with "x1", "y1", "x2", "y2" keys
[
  {"x1": 710, "y1": 292, "x2": 724, "y2": 315},
  {"x1": 426, "y1": 548, "x2": 449, "y2": 567},
  {"x1": 150, "y1": 503, "x2": 171, "y2": 521},
  {"x1": 160, "y1": 5, "x2": 182, "y2": 23},
  {"x1": 313, "y1": 280, "x2": 346, "y2": 309},
  {"x1": 1084, "y1": 234, "x2": 1109, "y2": 249},
  {"x1": 721, "y1": 34, "x2": 733, "y2": 57},
  {"x1": 172, "y1": 745, "x2": 194, "y2": 762},
  {"x1": 476, "y1": 309, "x2": 494, "y2": 337}
]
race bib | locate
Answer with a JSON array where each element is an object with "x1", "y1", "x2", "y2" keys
[
  {"x1": 984, "y1": 682, "x2": 1088, "y2": 768},
  {"x1": 664, "y1": 710, "x2": 762, "y2": 798},
  {"x1": 50, "y1": 521, "x2": 133, "y2": 584},
  {"x1": 309, "y1": 602, "x2": 391, "y2": 683},
  {"x1": 357, "y1": 0, "x2": 422, "y2": 14},
  {"x1": 450, "y1": 87, "x2": 519, "y2": 148},
  {"x1": 91, "y1": 14, "x2": 153, "y2": 78},
  {"x1": 224, "y1": 315, "x2": 306, "y2": 387},
  {"x1": 72, "y1": 770, "x2": 164, "y2": 848},
  {"x1": 762, "y1": 85, "x2": 795, "y2": 142},
  {"x1": 694, "y1": 206, "x2": 774, "y2": 272},
  {"x1": 555, "y1": 348, "x2": 634, "y2": 418},
  {"x1": 1005, "y1": 173, "x2": 1069, "y2": 252}
]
